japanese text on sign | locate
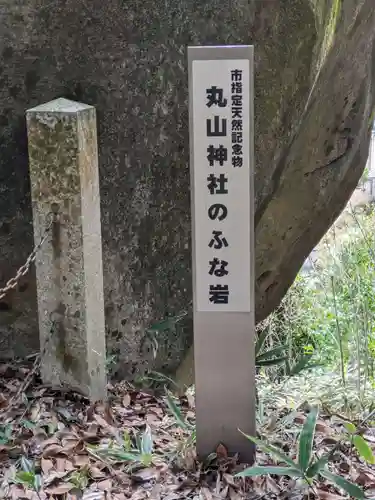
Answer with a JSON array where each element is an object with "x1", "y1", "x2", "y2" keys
[{"x1": 191, "y1": 59, "x2": 251, "y2": 312}]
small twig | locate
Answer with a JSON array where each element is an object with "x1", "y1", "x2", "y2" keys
[{"x1": 359, "y1": 407, "x2": 375, "y2": 427}]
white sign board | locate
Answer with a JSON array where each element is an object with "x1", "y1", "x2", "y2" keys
[
  {"x1": 191, "y1": 58, "x2": 251, "y2": 312},
  {"x1": 189, "y1": 45, "x2": 255, "y2": 463}
]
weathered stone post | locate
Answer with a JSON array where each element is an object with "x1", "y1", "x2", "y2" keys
[{"x1": 26, "y1": 98, "x2": 107, "y2": 402}]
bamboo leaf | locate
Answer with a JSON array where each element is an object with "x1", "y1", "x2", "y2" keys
[
  {"x1": 344, "y1": 422, "x2": 356, "y2": 434},
  {"x1": 305, "y1": 452, "x2": 330, "y2": 478},
  {"x1": 20, "y1": 456, "x2": 34, "y2": 473},
  {"x1": 14, "y1": 472, "x2": 34, "y2": 485},
  {"x1": 147, "y1": 312, "x2": 187, "y2": 332},
  {"x1": 320, "y1": 470, "x2": 365, "y2": 499},
  {"x1": 256, "y1": 356, "x2": 288, "y2": 367},
  {"x1": 164, "y1": 388, "x2": 192, "y2": 430},
  {"x1": 298, "y1": 406, "x2": 319, "y2": 472},
  {"x1": 289, "y1": 355, "x2": 318, "y2": 376},
  {"x1": 236, "y1": 466, "x2": 302, "y2": 478},
  {"x1": 353, "y1": 435, "x2": 375, "y2": 464},
  {"x1": 141, "y1": 425, "x2": 153, "y2": 455},
  {"x1": 255, "y1": 329, "x2": 269, "y2": 356},
  {"x1": 101, "y1": 449, "x2": 142, "y2": 462},
  {"x1": 239, "y1": 431, "x2": 298, "y2": 468},
  {"x1": 34, "y1": 474, "x2": 42, "y2": 491},
  {"x1": 256, "y1": 346, "x2": 286, "y2": 362}
]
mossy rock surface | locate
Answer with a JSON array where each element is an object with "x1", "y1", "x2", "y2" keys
[{"x1": 0, "y1": 0, "x2": 374, "y2": 378}]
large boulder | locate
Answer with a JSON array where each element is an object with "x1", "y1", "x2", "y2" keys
[{"x1": 0, "y1": 0, "x2": 374, "y2": 378}]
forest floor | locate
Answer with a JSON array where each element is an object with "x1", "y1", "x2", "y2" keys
[{"x1": 0, "y1": 359, "x2": 375, "y2": 499}]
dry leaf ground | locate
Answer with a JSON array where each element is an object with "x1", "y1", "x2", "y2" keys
[{"x1": 0, "y1": 360, "x2": 374, "y2": 499}]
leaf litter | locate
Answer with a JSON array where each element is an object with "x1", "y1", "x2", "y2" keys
[{"x1": 0, "y1": 361, "x2": 374, "y2": 499}]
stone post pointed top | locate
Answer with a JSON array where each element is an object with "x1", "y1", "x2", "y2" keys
[{"x1": 27, "y1": 97, "x2": 94, "y2": 114}]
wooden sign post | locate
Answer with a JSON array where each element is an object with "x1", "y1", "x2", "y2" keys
[{"x1": 188, "y1": 45, "x2": 255, "y2": 462}]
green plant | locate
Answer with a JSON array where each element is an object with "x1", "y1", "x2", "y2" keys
[
  {"x1": 263, "y1": 206, "x2": 375, "y2": 408},
  {"x1": 106, "y1": 353, "x2": 118, "y2": 375},
  {"x1": 145, "y1": 311, "x2": 188, "y2": 359},
  {"x1": 343, "y1": 421, "x2": 375, "y2": 464},
  {"x1": 69, "y1": 468, "x2": 89, "y2": 491},
  {"x1": 0, "y1": 424, "x2": 12, "y2": 445},
  {"x1": 162, "y1": 387, "x2": 199, "y2": 465},
  {"x1": 236, "y1": 407, "x2": 365, "y2": 499},
  {"x1": 164, "y1": 388, "x2": 196, "y2": 444},
  {"x1": 12, "y1": 457, "x2": 42, "y2": 499},
  {"x1": 255, "y1": 329, "x2": 287, "y2": 368},
  {"x1": 90, "y1": 425, "x2": 156, "y2": 471},
  {"x1": 256, "y1": 321, "x2": 320, "y2": 379},
  {"x1": 135, "y1": 370, "x2": 181, "y2": 392}
]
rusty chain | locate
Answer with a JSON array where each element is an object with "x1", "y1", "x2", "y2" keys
[{"x1": 0, "y1": 213, "x2": 55, "y2": 300}]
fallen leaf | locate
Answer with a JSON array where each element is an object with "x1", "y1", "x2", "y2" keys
[
  {"x1": 315, "y1": 422, "x2": 332, "y2": 434},
  {"x1": 201, "y1": 487, "x2": 213, "y2": 500},
  {"x1": 73, "y1": 454, "x2": 90, "y2": 467},
  {"x1": 122, "y1": 393, "x2": 131, "y2": 407},
  {"x1": 42, "y1": 444, "x2": 67, "y2": 458},
  {"x1": 265, "y1": 475, "x2": 280, "y2": 494},
  {"x1": 216, "y1": 443, "x2": 228, "y2": 459},
  {"x1": 131, "y1": 467, "x2": 159, "y2": 483},
  {"x1": 223, "y1": 473, "x2": 236, "y2": 488},
  {"x1": 41, "y1": 458, "x2": 53, "y2": 474},
  {"x1": 81, "y1": 491, "x2": 105, "y2": 500},
  {"x1": 43, "y1": 471, "x2": 71, "y2": 486},
  {"x1": 45, "y1": 482, "x2": 75, "y2": 494},
  {"x1": 56, "y1": 457, "x2": 67, "y2": 471},
  {"x1": 89, "y1": 466, "x2": 107, "y2": 479},
  {"x1": 97, "y1": 478, "x2": 112, "y2": 491},
  {"x1": 316, "y1": 490, "x2": 343, "y2": 500},
  {"x1": 229, "y1": 488, "x2": 242, "y2": 500},
  {"x1": 0, "y1": 393, "x2": 8, "y2": 409},
  {"x1": 40, "y1": 437, "x2": 60, "y2": 449}
]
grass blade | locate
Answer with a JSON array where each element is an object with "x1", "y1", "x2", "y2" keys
[
  {"x1": 298, "y1": 406, "x2": 319, "y2": 472},
  {"x1": 236, "y1": 466, "x2": 302, "y2": 478},
  {"x1": 320, "y1": 470, "x2": 364, "y2": 499},
  {"x1": 239, "y1": 431, "x2": 298, "y2": 468}
]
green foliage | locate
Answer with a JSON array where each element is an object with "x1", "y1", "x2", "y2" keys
[
  {"x1": 69, "y1": 468, "x2": 89, "y2": 490},
  {"x1": 146, "y1": 311, "x2": 188, "y2": 359},
  {"x1": 298, "y1": 406, "x2": 318, "y2": 471},
  {"x1": 236, "y1": 407, "x2": 365, "y2": 498},
  {"x1": 165, "y1": 388, "x2": 194, "y2": 433},
  {"x1": 263, "y1": 206, "x2": 375, "y2": 403},
  {"x1": 255, "y1": 330, "x2": 288, "y2": 368},
  {"x1": 0, "y1": 424, "x2": 12, "y2": 445},
  {"x1": 12, "y1": 457, "x2": 42, "y2": 496},
  {"x1": 89, "y1": 425, "x2": 156, "y2": 470},
  {"x1": 343, "y1": 421, "x2": 375, "y2": 464}
]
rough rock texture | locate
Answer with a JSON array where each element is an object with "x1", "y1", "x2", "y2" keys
[{"x1": 0, "y1": 0, "x2": 374, "y2": 378}]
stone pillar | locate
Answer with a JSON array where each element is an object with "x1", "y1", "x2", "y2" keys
[{"x1": 26, "y1": 98, "x2": 107, "y2": 402}]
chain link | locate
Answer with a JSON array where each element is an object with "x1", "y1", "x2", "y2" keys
[{"x1": 0, "y1": 213, "x2": 55, "y2": 300}]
